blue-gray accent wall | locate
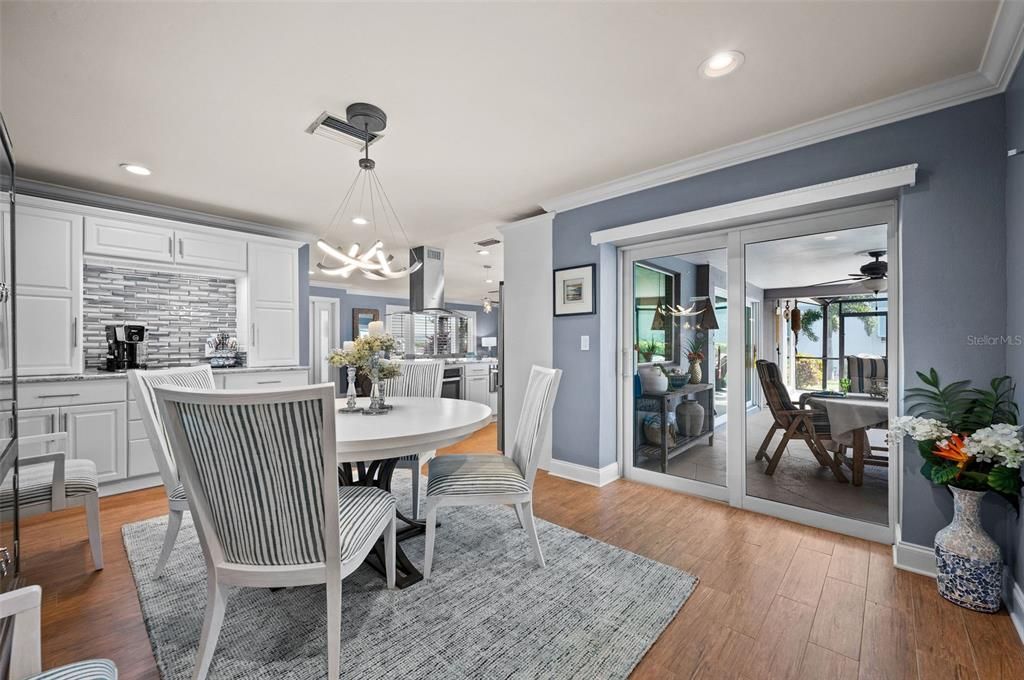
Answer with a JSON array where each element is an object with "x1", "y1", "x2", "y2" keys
[
  {"x1": 1004, "y1": 62, "x2": 1024, "y2": 588},
  {"x1": 552, "y1": 95, "x2": 1008, "y2": 551}
]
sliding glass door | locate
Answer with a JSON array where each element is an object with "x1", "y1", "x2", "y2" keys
[{"x1": 620, "y1": 202, "x2": 899, "y2": 542}]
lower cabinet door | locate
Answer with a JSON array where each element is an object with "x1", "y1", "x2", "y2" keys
[
  {"x1": 17, "y1": 407, "x2": 61, "y2": 460},
  {"x1": 63, "y1": 402, "x2": 127, "y2": 483},
  {"x1": 466, "y1": 375, "x2": 489, "y2": 405}
]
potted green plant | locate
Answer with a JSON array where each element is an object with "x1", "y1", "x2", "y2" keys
[{"x1": 890, "y1": 369, "x2": 1021, "y2": 612}]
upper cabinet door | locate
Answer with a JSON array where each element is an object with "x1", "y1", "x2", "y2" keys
[
  {"x1": 248, "y1": 242, "x2": 297, "y2": 307},
  {"x1": 11, "y1": 206, "x2": 83, "y2": 375},
  {"x1": 84, "y1": 215, "x2": 174, "y2": 264},
  {"x1": 177, "y1": 231, "x2": 246, "y2": 272},
  {"x1": 247, "y1": 242, "x2": 299, "y2": 367}
]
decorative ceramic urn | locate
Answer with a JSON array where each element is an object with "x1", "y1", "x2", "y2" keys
[
  {"x1": 934, "y1": 487, "x2": 1002, "y2": 613},
  {"x1": 638, "y1": 365, "x2": 668, "y2": 394}
]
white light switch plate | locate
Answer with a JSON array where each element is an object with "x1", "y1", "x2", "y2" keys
[{"x1": 580, "y1": 335, "x2": 590, "y2": 351}]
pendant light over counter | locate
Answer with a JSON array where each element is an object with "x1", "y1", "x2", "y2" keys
[{"x1": 315, "y1": 103, "x2": 422, "y2": 280}]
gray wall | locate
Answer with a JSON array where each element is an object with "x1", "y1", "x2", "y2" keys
[
  {"x1": 298, "y1": 244, "x2": 310, "y2": 366},
  {"x1": 551, "y1": 95, "x2": 1008, "y2": 550},
  {"x1": 1004, "y1": 63, "x2": 1024, "y2": 587}
]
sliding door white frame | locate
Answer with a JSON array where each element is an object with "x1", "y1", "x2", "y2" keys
[{"x1": 616, "y1": 200, "x2": 901, "y2": 543}]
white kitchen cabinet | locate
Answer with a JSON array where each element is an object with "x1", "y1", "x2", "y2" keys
[
  {"x1": 16, "y1": 407, "x2": 61, "y2": 460},
  {"x1": 245, "y1": 242, "x2": 299, "y2": 367},
  {"x1": 176, "y1": 231, "x2": 247, "y2": 271},
  {"x1": 11, "y1": 206, "x2": 83, "y2": 375},
  {"x1": 465, "y1": 373, "x2": 490, "y2": 406},
  {"x1": 64, "y1": 402, "x2": 127, "y2": 484},
  {"x1": 84, "y1": 215, "x2": 174, "y2": 264},
  {"x1": 216, "y1": 369, "x2": 309, "y2": 390}
]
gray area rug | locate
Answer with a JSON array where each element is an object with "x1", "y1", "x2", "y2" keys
[{"x1": 122, "y1": 473, "x2": 697, "y2": 679}]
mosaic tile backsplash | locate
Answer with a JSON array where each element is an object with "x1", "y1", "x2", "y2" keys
[{"x1": 83, "y1": 265, "x2": 237, "y2": 370}]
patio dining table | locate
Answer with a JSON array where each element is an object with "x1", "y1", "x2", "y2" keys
[
  {"x1": 806, "y1": 394, "x2": 888, "y2": 487},
  {"x1": 334, "y1": 396, "x2": 492, "y2": 588}
]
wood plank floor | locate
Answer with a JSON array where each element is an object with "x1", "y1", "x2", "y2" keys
[{"x1": 20, "y1": 423, "x2": 1024, "y2": 679}]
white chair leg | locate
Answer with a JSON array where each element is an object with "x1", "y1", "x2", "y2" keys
[
  {"x1": 84, "y1": 492, "x2": 103, "y2": 570},
  {"x1": 410, "y1": 467, "x2": 421, "y2": 520},
  {"x1": 520, "y1": 501, "x2": 545, "y2": 568},
  {"x1": 512, "y1": 503, "x2": 525, "y2": 529},
  {"x1": 326, "y1": 579, "x2": 342, "y2": 680},
  {"x1": 423, "y1": 500, "x2": 438, "y2": 580},
  {"x1": 153, "y1": 508, "x2": 184, "y2": 579},
  {"x1": 193, "y1": 579, "x2": 228, "y2": 680},
  {"x1": 385, "y1": 512, "x2": 396, "y2": 589}
]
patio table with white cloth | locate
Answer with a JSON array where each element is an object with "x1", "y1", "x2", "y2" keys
[{"x1": 806, "y1": 394, "x2": 888, "y2": 487}]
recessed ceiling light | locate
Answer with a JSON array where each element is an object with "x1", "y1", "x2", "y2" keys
[
  {"x1": 352, "y1": 216, "x2": 369, "y2": 226},
  {"x1": 699, "y1": 51, "x2": 744, "y2": 79},
  {"x1": 822, "y1": 235, "x2": 838, "y2": 241},
  {"x1": 120, "y1": 163, "x2": 151, "y2": 176},
  {"x1": 477, "y1": 249, "x2": 490, "y2": 256}
]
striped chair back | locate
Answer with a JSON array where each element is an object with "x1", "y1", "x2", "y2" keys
[
  {"x1": 155, "y1": 384, "x2": 338, "y2": 567},
  {"x1": 508, "y1": 366, "x2": 562, "y2": 486},
  {"x1": 380, "y1": 360, "x2": 444, "y2": 398},
  {"x1": 129, "y1": 365, "x2": 216, "y2": 495},
  {"x1": 845, "y1": 355, "x2": 887, "y2": 393}
]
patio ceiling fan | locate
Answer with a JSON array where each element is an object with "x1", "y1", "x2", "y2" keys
[{"x1": 811, "y1": 249, "x2": 888, "y2": 293}]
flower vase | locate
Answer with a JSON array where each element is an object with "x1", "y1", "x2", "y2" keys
[
  {"x1": 934, "y1": 487, "x2": 1002, "y2": 612},
  {"x1": 688, "y1": 359, "x2": 702, "y2": 385},
  {"x1": 339, "y1": 366, "x2": 363, "y2": 414}
]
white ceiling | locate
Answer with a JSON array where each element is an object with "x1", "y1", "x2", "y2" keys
[{"x1": 0, "y1": 1, "x2": 1000, "y2": 301}]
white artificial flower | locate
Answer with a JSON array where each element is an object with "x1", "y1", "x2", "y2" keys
[
  {"x1": 888, "y1": 416, "x2": 952, "y2": 443},
  {"x1": 964, "y1": 423, "x2": 1024, "y2": 468}
]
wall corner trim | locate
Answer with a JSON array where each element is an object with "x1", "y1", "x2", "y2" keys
[
  {"x1": 893, "y1": 524, "x2": 937, "y2": 577},
  {"x1": 1010, "y1": 579, "x2": 1024, "y2": 647},
  {"x1": 590, "y1": 164, "x2": 917, "y2": 247},
  {"x1": 545, "y1": 459, "x2": 620, "y2": 487}
]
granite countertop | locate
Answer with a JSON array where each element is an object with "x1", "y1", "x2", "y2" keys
[{"x1": 6, "y1": 365, "x2": 309, "y2": 384}]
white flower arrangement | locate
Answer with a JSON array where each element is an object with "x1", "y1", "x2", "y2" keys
[
  {"x1": 963, "y1": 423, "x2": 1024, "y2": 469},
  {"x1": 890, "y1": 416, "x2": 1024, "y2": 468},
  {"x1": 888, "y1": 415, "x2": 952, "y2": 443}
]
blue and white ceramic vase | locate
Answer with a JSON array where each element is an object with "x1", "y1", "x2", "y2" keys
[{"x1": 934, "y1": 486, "x2": 1002, "y2": 613}]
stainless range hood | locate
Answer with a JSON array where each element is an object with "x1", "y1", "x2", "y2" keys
[{"x1": 407, "y1": 246, "x2": 466, "y2": 317}]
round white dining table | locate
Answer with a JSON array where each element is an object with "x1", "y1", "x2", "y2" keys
[
  {"x1": 334, "y1": 396, "x2": 492, "y2": 464},
  {"x1": 333, "y1": 396, "x2": 492, "y2": 587}
]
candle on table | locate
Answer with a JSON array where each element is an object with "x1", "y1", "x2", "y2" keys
[{"x1": 368, "y1": 320, "x2": 385, "y2": 337}]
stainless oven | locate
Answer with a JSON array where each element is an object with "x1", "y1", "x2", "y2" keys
[{"x1": 441, "y1": 365, "x2": 464, "y2": 400}]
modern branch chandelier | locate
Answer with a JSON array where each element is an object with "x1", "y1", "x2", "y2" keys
[{"x1": 316, "y1": 103, "x2": 422, "y2": 280}]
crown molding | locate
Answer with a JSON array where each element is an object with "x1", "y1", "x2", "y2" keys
[
  {"x1": 542, "y1": 3, "x2": 1024, "y2": 214},
  {"x1": 15, "y1": 177, "x2": 318, "y2": 243}
]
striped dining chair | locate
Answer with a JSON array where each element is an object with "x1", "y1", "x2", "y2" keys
[
  {"x1": 423, "y1": 365, "x2": 561, "y2": 579},
  {"x1": 380, "y1": 359, "x2": 444, "y2": 518},
  {"x1": 155, "y1": 383, "x2": 396, "y2": 680},
  {"x1": 129, "y1": 365, "x2": 216, "y2": 579}
]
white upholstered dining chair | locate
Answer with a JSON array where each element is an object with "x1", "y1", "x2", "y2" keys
[
  {"x1": 380, "y1": 359, "x2": 444, "y2": 518},
  {"x1": 423, "y1": 365, "x2": 561, "y2": 579},
  {"x1": 128, "y1": 365, "x2": 216, "y2": 578},
  {"x1": 1, "y1": 432, "x2": 103, "y2": 571},
  {"x1": 0, "y1": 585, "x2": 118, "y2": 680},
  {"x1": 155, "y1": 383, "x2": 396, "y2": 680}
]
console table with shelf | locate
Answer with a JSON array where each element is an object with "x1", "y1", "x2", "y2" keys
[{"x1": 636, "y1": 383, "x2": 715, "y2": 474}]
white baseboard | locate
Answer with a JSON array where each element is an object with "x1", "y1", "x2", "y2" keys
[
  {"x1": 1010, "y1": 579, "x2": 1024, "y2": 647},
  {"x1": 100, "y1": 474, "x2": 162, "y2": 497},
  {"x1": 546, "y1": 459, "x2": 620, "y2": 487},
  {"x1": 893, "y1": 524, "x2": 937, "y2": 577}
]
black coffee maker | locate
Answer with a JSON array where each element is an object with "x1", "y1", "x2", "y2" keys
[{"x1": 103, "y1": 324, "x2": 148, "y2": 372}]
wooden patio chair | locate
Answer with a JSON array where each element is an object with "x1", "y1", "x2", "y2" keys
[{"x1": 753, "y1": 360, "x2": 848, "y2": 483}]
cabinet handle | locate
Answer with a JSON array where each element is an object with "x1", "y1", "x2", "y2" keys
[
  {"x1": 251, "y1": 323, "x2": 256, "y2": 347},
  {"x1": 179, "y1": 238, "x2": 184, "y2": 257},
  {"x1": 50, "y1": 413, "x2": 55, "y2": 432},
  {"x1": 62, "y1": 413, "x2": 68, "y2": 431},
  {"x1": 72, "y1": 317, "x2": 77, "y2": 347},
  {"x1": 257, "y1": 380, "x2": 281, "y2": 385},
  {"x1": 169, "y1": 235, "x2": 174, "y2": 257},
  {"x1": 39, "y1": 393, "x2": 80, "y2": 399}
]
